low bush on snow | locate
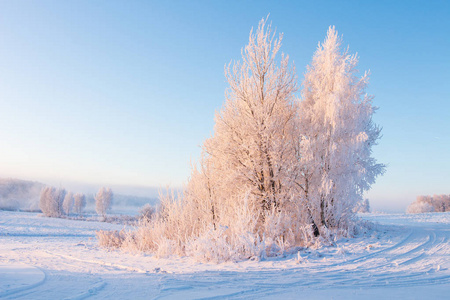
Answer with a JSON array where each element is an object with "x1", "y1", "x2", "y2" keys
[{"x1": 97, "y1": 230, "x2": 126, "y2": 248}]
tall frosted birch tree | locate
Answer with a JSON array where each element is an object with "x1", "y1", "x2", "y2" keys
[
  {"x1": 298, "y1": 27, "x2": 385, "y2": 234},
  {"x1": 202, "y1": 18, "x2": 298, "y2": 224}
]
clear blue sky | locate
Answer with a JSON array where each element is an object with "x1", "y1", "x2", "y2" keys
[{"x1": 0, "y1": 1, "x2": 449, "y2": 211}]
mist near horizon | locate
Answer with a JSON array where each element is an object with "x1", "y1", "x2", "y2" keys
[
  {"x1": 0, "y1": 177, "x2": 160, "y2": 214},
  {"x1": 0, "y1": 167, "x2": 422, "y2": 214}
]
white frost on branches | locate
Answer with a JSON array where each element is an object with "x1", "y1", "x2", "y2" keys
[
  {"x1": 39, "y1": 186, "x2": 66, "y2": 217},
  {"x1": 95, "y1": 187, "x2": 113, "y2": 217},
  {"x1": 98, "y1": 19, "x2": 385, "y2": 262},
  {"x1": 407, "y1": 195, "x2": 450, "y2": 214},
  {"x1": 353, "y1": 199, "x2": 371, "y2": 213},
  {"x1": 297, "y1": 27, "x2": 385, "y2": 233}
]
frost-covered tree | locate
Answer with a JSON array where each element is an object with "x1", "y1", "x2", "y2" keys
[
  {"x1": 407, "y1": 199, "x2": 434, "y2": 214},
  {"x1": 97, "y1": 21, "x2": 386, "y2": 262},
  {"x1": 432, "y1": 194, "x2": 450, "y2": 212},
  {"x1": 73, "y1": 193, "x2": 86, "y2": 215},
  {"x1": 353, "y1": 198, "x2": 371, "y2": 213},
  {"x1": 297, "y1": 27, "x2": 385, "y2": 234},
  {"x1": 407, "y1": 194, "x2": 450, "y2": 213},
  {"x1": 95, "y1": 187, "x2": 113, "y2": 217},
  {"x1": 62, "y1": 192, "x2": 74, "y2": 215},
  {"x1": 184, "y1": 154, "x2": 219, "y2": 231},
  {"x1": 39, "y1": 186, "x2": 66, "y2": 217},
  {"x1": 203, "y1": 17, "x2": 298, "y2": 220},
  {"x1": 39, "y1": 187, "x2": 52, "y2": 216}
]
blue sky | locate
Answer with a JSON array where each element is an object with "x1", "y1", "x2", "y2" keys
[{"x1": 0, "y1": 1, "x2": 449, "y2": 211}]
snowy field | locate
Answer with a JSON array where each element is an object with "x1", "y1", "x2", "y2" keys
[{"x1": 1, "y1": 211, "x2": 449, "y2": 299}]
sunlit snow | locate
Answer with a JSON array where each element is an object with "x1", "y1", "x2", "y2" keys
[{"x1": 1, "y1": 211, "x2": 449, "y2": 299}]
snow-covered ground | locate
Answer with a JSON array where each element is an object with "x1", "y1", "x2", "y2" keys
[{"x1": 0, "y1": 211, "x2": 449, "y2": 299}]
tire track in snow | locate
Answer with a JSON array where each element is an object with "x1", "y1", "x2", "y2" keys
[
  {"x1": 40, "y1": 250, "x2": 149, "y2": 274},
  {"x1": 153, "y1": 225, "x2": 450, "y2": 299},
  {"x1": 3, "y1": 212, "x2": 449, "y2": 299},
  {"x1": 0, "y1": 265, "x2": 47, "y2": 299}
]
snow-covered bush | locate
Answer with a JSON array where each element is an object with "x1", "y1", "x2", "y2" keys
[
  {"x1": 39, "y1": 186, "x2": 66, "y2": 217},
  {"x1": 139, "y1": 203, "x2": 155, "y2": 221},
  {"x1": 95, "y1": 187, "x2": 113, "y2": 217},
  {"x1": 407, "y1": 195, "x2": 449, "y2": 214},
  {"x1": 97, "y1": 18, "x2": 384, "y2": 262},
  {"x1": 96, "y1": 230, "x2": 126, "y2": 248},
  {"x1": 185, "y1": 225, "x2": 234, "y2": 263}
]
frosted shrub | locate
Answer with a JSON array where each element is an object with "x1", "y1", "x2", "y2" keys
[
  {"x1": 263, "y1": 210, "x2": 296, "y2": 256},
  {"x1": 114, "y1": 191, "x2": 192, "y2": 256},
  {"x1": 154, "y1": 237, "x2": 177, "y2": 258},
  {"x1": 96, "y1": 230, "x2": 126, "y2": 248},
  {"x1": 226, "y1": 196, "x2": 265, "y2": 259},
  {"x1": 186, "y1": 225, "x2": 232, "y2": 263},
  {"x1": 120, "y1": 220, "x2": 157, "y2": 253},
  {"x1": 297, "y1": 224, "x2": 316, "y2": 248},
  {"x1": 139, "y1": 203, "x2": 155, "y2": 221}
]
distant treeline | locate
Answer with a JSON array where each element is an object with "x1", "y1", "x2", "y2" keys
[
  {"x1": 0, "y1": 177, "x2": 158, "y2": 214},
  {"x1": 0, "y1": 178, "x2": 43, "y2": 211},
  {"x1": 407, "y1": 195, "x2": 450, "y2": 214}
]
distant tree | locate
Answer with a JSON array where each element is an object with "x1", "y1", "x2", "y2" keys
[
  {"x1": 0, "y1": 178, "x2": 43, "y2": 211},
  {"x1": 39, "y1": 186, "x2": 66, "y2": 217},
  {"x1": 73, "y1": 193, "x2": 86, "y2": 215},
  {"x1": 63, "y1": 192, "x2": 74, "y2": 215},
  {"x1": 433, "y1": 194, "x2": 450, "y2": 212},
  {"x1": 297, "y1": 26, "x2": 385, "y2": 234},
  {"x1": 407, "y1": 194, "x2": 450, "y2": 213},
  {"x1": 39, "y1": 187, "x2": 51, "y2": 216},
  {"x1": 95, "y1": 187, "x2": 113, "y2": 217},
  {"x1": 407, "y1": 200, "x2": 434, "y2": 214}
]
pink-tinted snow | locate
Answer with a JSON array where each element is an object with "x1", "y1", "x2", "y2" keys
[{"x1": 1, "y1": 211, "x2": 449, "y2": 299}]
